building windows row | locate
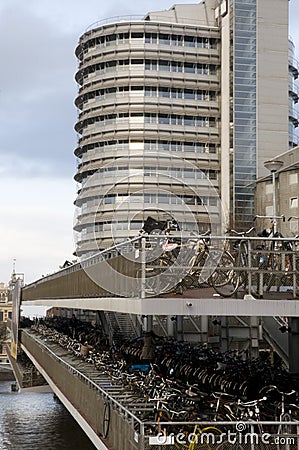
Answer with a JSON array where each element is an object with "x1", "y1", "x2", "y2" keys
[
  {"x1": 81, "y1": 166, "x2": 218, "y2": 183},
  {"x1": 82, "y1": 112, "x2": 217, "y2": 129},
  {"x1": 81, "y1": 219, "x2": 210, "y2": 235},
  {"x1": 82, "y1": 31, "x2": 218, "y2": 51},
  {"x1": 83, "y1": 59, "x2": 217, "y2": 78},
  {"x1": 81, "y1": 85, "x2": 217, "y2": 102},
  {"x1": 144, "y1": 60, "x2": 217, "y2": 75},
  {"x1": 81, "y1": 221, "x2": 143, "y2": 234},
  {"x1": 145, "y1": 86, "x2": 216, "y2": 101},
  {"x1": 81, "y1": 193, "x2": 218, "y2": 210},
  {"x1": 144, "y1": 114, "x2": 216, "y2": 127},
  {"x1": 79, "y1": 140, "x2": 217, "y2": 156},
  {"x1": 143, "y1": 140, "x2": 217, "y2": 153}
]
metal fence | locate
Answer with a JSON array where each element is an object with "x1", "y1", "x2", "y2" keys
[
  {"x1": 21, "y1": 330, "x2": 142, "y2": 450},
  {"x1": 21, "y1": 234, "x2": 299, "y2": 301},
  {"x1": 138, "y1": 234, "x2": 299, "y2": 299}
]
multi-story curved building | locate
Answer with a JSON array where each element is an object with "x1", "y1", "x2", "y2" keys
[
  {"x1": 73, "y1": 2, "x2": 221, "y2": 257},
  {"x1": 73, "y1": 0, "x2": 296, "y2": 258}
]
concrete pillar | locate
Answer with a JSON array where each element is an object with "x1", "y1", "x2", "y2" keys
[
  {"x1": 249, "y1": 316, "x2": 259, "y2": 359},
  {"x1": 200, "y1": 316, "x2": 208, "y2": 343},
  {"x1": 176, "y1": 316, "x2": 184, "y2": 341},
  {"x1": 143, "y1": 315, "x2": 153, "y2": 333},
  {"x1": 166, "y1": 316, "x2": 175, "y2": 337},
  {"x1": 220, "y1": 317, "x2": 229, "y2": 352}
]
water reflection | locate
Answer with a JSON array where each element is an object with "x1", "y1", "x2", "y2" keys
[{"x1": 0, "y1": 382, "x2": 96, "y2": 449}]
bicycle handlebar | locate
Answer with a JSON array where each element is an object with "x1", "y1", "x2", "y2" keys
[
  {"x1": 261, "y1": 385, "x2": 296, "y2": 397},
  {"x1": 238, "y1": 397, "x2": 267, "y2": 407},
  {"x1": 288, "y1": 216, "x2": 299, "y2": 221},
  {"x1": 228, "y1": 227, "x2": 255, "y2": 236}
]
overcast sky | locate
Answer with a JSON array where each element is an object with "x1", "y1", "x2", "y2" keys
[{"x1": 0, "y1": 0, "x2": 299, "y2": 284}]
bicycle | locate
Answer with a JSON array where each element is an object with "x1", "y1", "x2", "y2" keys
[
  {"x1": 260, "y1": 385, "x2": 297, "y2": 440},
  {"x1": 144, "y1": 230, "x2": 234, "y2": 295},
  {"x1": 253, "y1": 215, "x2": 298, "y2": 295},
  {"x1": 211, "y1": 227, "x2": 257, "y2": 297}
]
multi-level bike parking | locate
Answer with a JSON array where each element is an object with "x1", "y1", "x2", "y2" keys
[
  {"x1": 27, "y1": 319, "x2": 298, "y2": 422},
  {"x1": 23, "y1": 315, "x2": 299, "y2": 449}
]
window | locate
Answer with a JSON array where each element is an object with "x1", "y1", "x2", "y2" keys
[
  {"x1": 159, "y1": 114, "x2": 169, "y2": 125},
  {"x1": 118, "y1": 33, "x2": 129, "y2": 43},
  {"x1": 171, "y1": 34, "x2": 183, "y2": 46},
  {"x1": 105, "y1": 34, "x2": 116, "y2": 47},
  {"x1": 104, "y1": 195, "x2": 115, "y2": 204},
  {"x1": 184, "y1": 36, "x2": 195, "y2": 47},
  {"x1": 130, "y1": 221, "x2": 143, "y2": 230},
  {"x1": 145, "y1": 87, "x2": 157, "y2": 97},
  {"x1": 184, "y1": 63, "x2": 195, "y2": 73},
  {"x1": 289, "y1": 173, "x2": 298, "y2": 184},
  {"x1": 209, "y1": 197, "x2": 218, "y2": 206},
  {"x1": 145, "y1": 33, "x2": 157, "y2": 44},
  {"x1": 184, "y1": 89, "x2": 195, "y2": 100},
  {"x1": 209, "y1": 170, "x2": 218, "y2": 180},
  {"x1": 289, "y1": 219, "x2": 299, "y2": 234},
  {"x1": 265, "y1": 184, "x2": 273, "y2": 195},
  {"x1": 159, "y1": 61, "x2": 170, "y2": 72},
  {"x1": 145, "y1": 60, "x2": 157, "y2": 70},
  {"x1": 290, "y1": 197, "x2": 298, "y2": 208},
  {"x1": 185, "y1": 116, "x2": 195, "y2": 126},
  {"x1": 160, "y1": 87, "x2": 170, "y2": 97},
  {"x1": 131, "y1": 32, "x2": 143, "y2": 39},
  {"x1": 159, "y1": 34, "x2": 170, "y2": 45}
]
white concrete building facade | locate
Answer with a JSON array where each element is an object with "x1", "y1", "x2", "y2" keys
[{"x1": 73, "y1": 0, "x2": 297, "y2": 257}]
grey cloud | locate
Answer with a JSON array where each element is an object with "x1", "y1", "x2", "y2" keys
[{"x1": 0, "y1": 3, "x2": 77, "y2": 178}]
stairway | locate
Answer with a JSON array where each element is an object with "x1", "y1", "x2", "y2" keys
[
  {"x1": 103, "y1": 312, "x2": 141, "y2": 347},
  {"x1": 262, "y1": 316, "x2": 289, "y2": 367}
]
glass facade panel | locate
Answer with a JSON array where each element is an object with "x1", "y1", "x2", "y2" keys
[{"x1": 231, "y1": 0, "x2": 257, "y2": 230}]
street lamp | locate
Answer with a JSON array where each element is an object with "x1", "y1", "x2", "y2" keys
[{"x1": 263, "y1": 159, "x2": 284, "y2": 234}]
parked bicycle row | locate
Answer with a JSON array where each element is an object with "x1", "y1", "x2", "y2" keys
[{"x1": 139, "y1": 216, "x2": 299, "y2": 297}]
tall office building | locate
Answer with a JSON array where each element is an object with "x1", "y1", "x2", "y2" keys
[{"x1": 74, "y1": 0, "x2": 297, "y2": 258}]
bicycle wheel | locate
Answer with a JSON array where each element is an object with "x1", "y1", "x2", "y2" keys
[{"x1": 211, "y1": 252, "x2": 240, "y2": 297}]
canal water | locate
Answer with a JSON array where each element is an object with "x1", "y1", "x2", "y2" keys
[{"x1": 0, "y1": 381, "x2": 96, "y2": 449}]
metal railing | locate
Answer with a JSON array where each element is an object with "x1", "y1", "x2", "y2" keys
[
  {"x1": 23, "y1": 235, "x2": 141, "y2": 288},
  {"x1": 23, "y1": 330, "x2": 143, "y2": 429},
  {"x1": 22, "y1": 233, "x2": 299, "y2": 300},
  {"x1": 139, "y1": 234, "x2": 299, "y2": 299}
]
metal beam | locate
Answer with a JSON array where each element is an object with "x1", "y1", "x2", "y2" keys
[{"x1": 24, "y1": 295, "x2": 299, "y2": 317}]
